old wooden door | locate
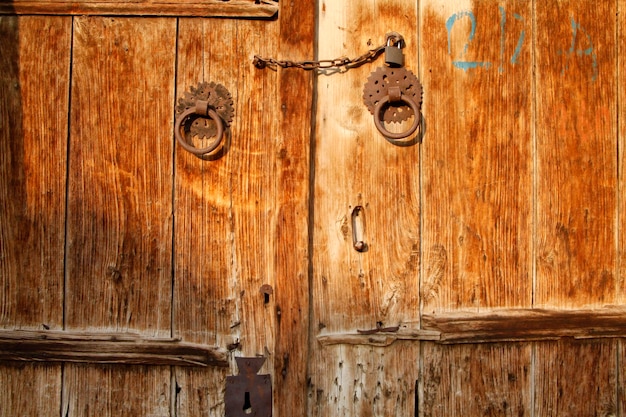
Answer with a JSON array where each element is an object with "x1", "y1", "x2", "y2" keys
[{"x1": 1, "y1": 0, "x2": 626, "y2": 416}]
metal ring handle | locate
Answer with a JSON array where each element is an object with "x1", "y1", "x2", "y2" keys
[
  {"x1": 373, "y1": 94, "x2": 421, "y2": 140},
  {"x1": 174, "y1": 106, "x2": 225, "y2": 156}
]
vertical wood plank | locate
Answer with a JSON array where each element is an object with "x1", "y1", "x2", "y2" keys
[
  {"x1": 421, "y1": 0, "x2": 532, "y2": 314},
  {"x1": 173, "y1": 17, "x2": 255, "y2": 417},
  {"x1": 62, "y1": 364, "x2": 170, "y2": 416},
  {"x1": 64, "y1": 16, "x2": 175, "y2": 415},
  {"x1": 419, "y1": 1, "x2": 533, "y2": 414},
  {"x1": 535, "y1": 0, "x2": 617, "y2": 308},
  {"x1": 0, "y1": 15, "x2": 69, "y2": 333},
  {"x1": 0, "y1": 363, "x2": 63, "y2": 416},
  {"x1": 0, "y1": 16, "x2": 71, "y2": 416},
  {"x1": 174, "y1": 3, "x2": 314, "y2": 415},
  {"x1": 613, "y1": 1, "x2": 624, "y2": 416},
  {"x1": 535, "y1": 2, "x2": 618, "y2": 415},
  {"x1": 310, "y1": 0, "x2": 420, "y2": 415},
  {"x1": 421, "y1": 343, "x2": 530, "y2": 417},
  {"x1": 534, "y1": 340, "x2": 617, "y2": 416},
  {"x1": 0, "y1": 15, "x2": 70, "y2": 417},
  {"x1": 618, "y1": 0, "x2": 626, "y2": 306},
  {"x1": 66, "y1": 16, "x2": 175, "y2": 334},
  {"x1": 274, "y1": 0, "x2": 315, "y2": 415}
]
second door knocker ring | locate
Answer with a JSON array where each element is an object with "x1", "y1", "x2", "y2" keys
[
  {"x1": 372, "y1": 85, "x2": 421, "y2": 140},
  {"x1": 174, "y1": 82, "x2": 234, "y2": 158}
]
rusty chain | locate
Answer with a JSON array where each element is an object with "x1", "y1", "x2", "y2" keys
[{"x1": 253, "y1": 32, "x2": 404, "y2": 71}]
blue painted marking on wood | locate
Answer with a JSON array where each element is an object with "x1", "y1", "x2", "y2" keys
[
  {"x1": 446, "y1": 10, "x2": 491, "y2": 72},
  {"x1": 499, "y1": 6, "x2": 506, "y2": 73},
  {"x1": 561, "y1": 17, "x2": 598, "y2": 81},
  {"x1": 446, "y1": 10, "x2": 476, "y2": 55},
  {"x1": 511, "y1": 14, "x2": 525, "y2": 65}
]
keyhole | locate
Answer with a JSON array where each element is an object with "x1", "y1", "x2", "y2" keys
[{"x1": 243, "y1": 391, "x2": 252, "y2": 414}]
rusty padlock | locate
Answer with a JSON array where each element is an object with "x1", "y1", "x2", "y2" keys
[{"x1": 384, "y1": 33, "x2": 405, "y2": 67}]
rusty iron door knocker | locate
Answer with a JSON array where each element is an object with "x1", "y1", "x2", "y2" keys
[
  {"x1": 363, "y1": 33, "x2": 423, "y2": 141},
  {"x1": 174, "y1": 82, "x2": 234, "y2": 158}
]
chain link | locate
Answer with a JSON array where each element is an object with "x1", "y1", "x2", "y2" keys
[{"x1": 253, "y1": 33, "x2": 404, "y2": 71}]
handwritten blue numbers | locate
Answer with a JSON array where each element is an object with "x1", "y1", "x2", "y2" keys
[
  {"x1": 446, "y1": 7, "x2": 524, "y2": 72},
  {"x1": 500, "y1": 7, "x2": 525, "y2": 69},
  {"x1": 446, "y1": 8, "x2": 596, "y2": 81},
  {"x1": 446, "y1": 10, "x2": 491, "y2": 70},
  {"x1": 558, "y1": 18, "x2": 598, "y2": 81}
]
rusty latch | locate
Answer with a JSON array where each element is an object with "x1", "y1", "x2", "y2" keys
[{"x1": 225, "y1": 357, "x2": 272, "y2": 417}]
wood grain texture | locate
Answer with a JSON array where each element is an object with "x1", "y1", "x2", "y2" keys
[
  {"x1": 421, "y1": 0, "x2": 532, "y2": 314},
  {"x1": 422, "y1": 306, "x2": 626, "y2": 343},
  {"x1": 173, "y1": 5, "x2": 313, "y2": 414},
  {"x1": 0, "y1": 15, "x2": 70, "y2": 417},
  {"x1": 0, "y1": 16, "x2": 70, "y2": 331},
  {"x1": 313, "y1": 0, "x2": 420, "y2": 344},
  {"x1": 419, "y1": 1, "x2": 532, "y2": 414},
  {"x1": 618, "y1": 0, "x2": 626, "y2": 306},
  {"x1": 535, "y1": 0, "x2": 617, "y2": 308},
  {"x1": 64, "y1": 16, "x2": 176, "y2": 416},
  {"x1": 0, "y1": 329, "x2": 227, "y2": 366},
  {"x1": 0, "y1": 0, "x2": 278, "y2": 18},
  {"x1": 534, "y1": 340, "x2": 617, "y2": 416},
  {"x1": 62, "y1": 364, "x2": 171, "y2": 416},
  {"x1": 0, "y1": 363, "x2": 62, "y2": 417},
  {"x1": 421, "y1": 343, "x2": 531, "y2": 417},
  {"x1": 310, "y1": 0, "x2": 420, "y2": 415},
  {"x1": 273, "y1": 0, "x2": 315, "y2": 415},
  {"x1": 66, "y1": 15, "x2": 175, "y2": 336},
  {"x1": 533, "y1": 4, "x2": 618, "y2": 416},
  {"x1": 310, "y1": 343, "x2": 418, "y2": 417},
  {"x1": 615, "y1": 340, "x2": 626, "y2": 416},
  {"x1": 173, "y1": 17, "x2": 263, "y2": 417}
]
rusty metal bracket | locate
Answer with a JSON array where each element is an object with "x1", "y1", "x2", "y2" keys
[{"x1": 226, "y1": 357, "x2": 272, "y2": 417}]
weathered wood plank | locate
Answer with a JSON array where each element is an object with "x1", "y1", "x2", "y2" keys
[
  {"x1": 64, "y1": 16, "x2": 176, "y2": 416},
  {"x1": 421, "y1": 0, "x2": 532, "y2": 314},
  {"x1": 173, "y1": 17, "x2": 249, "y2": 417},
  {"x1": 618, "y1": 0, "x2": 626, "y2": 307},
  {"x1": 534, "y1": 2, "x2": 618, "y2": 415},
  {"x1": 320, "y1": 306, "x2": 626, "y2": 346},
  {"x1": 0, "y1": 15, "x2": 69, "y2": 333},
  {"x1": 272, "y1": 0, "x2": 315, "y2": 416},
  {"x1": 0, "y1": 0, "x2": 278, "y2": 18},
  {"x1": 313, "y1": 0, "x2": 420, "y2": 335},
  {"x1": 534, "y1": 340, "x2": 617, "y2": 416},
  {"x1": 421, "y1": 343, "x2": 531, "y2": 417},
  {"x1": 419, "y1": 1, "x2": 533, "y2": 415},
  {"x1": 619, "y1": 1, "x2": 626, "y2": 412},
  {"x1": 0, "y1": 15, "x2": 70, "y2": 417},
  {"x1": 0, "y1": 363, "x2": 62, "y2": 417},
  {"x1": 310, "y1": 0, "x2": 420, "y2": 415},
  {"x1": 174, "y1": 9, "x2": 310, "y2": 414},
  {"x1": 535, "y1": 1, "x2": 617, "y2": 308},
  {"x1": 62, "y1": 364, "x2": 171, "y2": 416},
  {"x1": 0, "y1": 330, "x2": 227, "y2": 366},
  {"x1": 66, "y1": 15, "x2": 175, "y2": 341},
  {"x1": 423, "y1": 306, "x2": 626, "y2": 343}
]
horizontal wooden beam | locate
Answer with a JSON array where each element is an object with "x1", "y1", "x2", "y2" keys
[
  {"x1": 423, "y1": 306, "x2": 626, "y2": 344},
  {"x1": 0, "y1": 330, "x2": 228, "y2": 367},
  {"x1": 317, "y1": 330, "x2": 441, "y2": 347},
  {"x1": 317, "y1": 307, "x2": 626, "y2": 347},
  {"x1": 0, "y1": 0, "x2": 278, "y2": 18}
]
